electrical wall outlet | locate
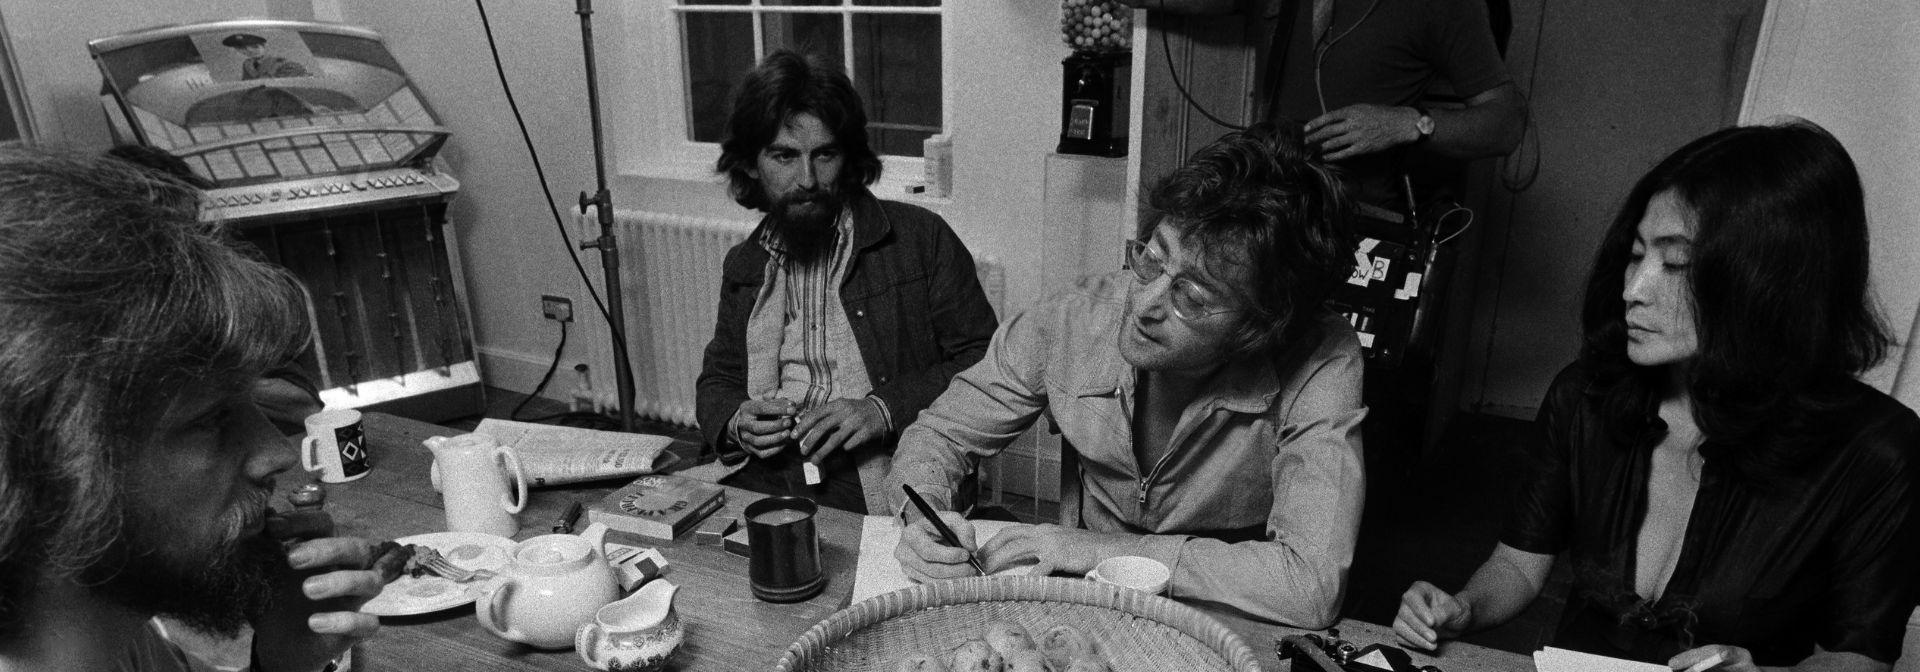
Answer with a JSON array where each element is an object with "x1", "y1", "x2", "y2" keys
[{"x1": 541, "y1": 295, "x2": 573, "y2": 322}]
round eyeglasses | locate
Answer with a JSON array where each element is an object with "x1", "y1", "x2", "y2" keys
[{"x1": 1125, "y1": 239, "x2": 1239, "y2": 322}]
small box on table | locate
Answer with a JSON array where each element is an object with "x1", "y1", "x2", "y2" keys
[{"x1": 585, "y1": 474, "x2": 726, "y2": 542}]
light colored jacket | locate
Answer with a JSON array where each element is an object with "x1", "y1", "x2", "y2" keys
[{"x1": 886, "y1": 271, "x2": 1366, "y2": 627}]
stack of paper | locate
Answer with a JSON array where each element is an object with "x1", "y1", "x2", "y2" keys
[
  {"x1": 1534, "y1": 647, "x2": 1669, "y2": 672},
  {"x1": 851, "y1": 516, "x2": 1036, "y2": 603}
]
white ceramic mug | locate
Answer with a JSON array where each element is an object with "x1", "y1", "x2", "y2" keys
[
  {"x1": 425, "y1": 433, "x2": 528, "y2": 537},
  {"x1": 1087, "y1": 556, "x2": 1170, "y2": 595},
  {"x1": 300, "y1": 409, "x2": 369, "y2": 483}
]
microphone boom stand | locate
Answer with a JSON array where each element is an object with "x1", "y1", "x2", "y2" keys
[{"x1": 573, "y1": 0, "x2": 636, "y2": 432}]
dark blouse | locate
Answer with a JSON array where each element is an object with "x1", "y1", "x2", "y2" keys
[{"x1": 1504, "y1": 363, "x2": 1920, "y2": 665}]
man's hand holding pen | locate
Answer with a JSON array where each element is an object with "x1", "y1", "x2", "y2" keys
[{"x1": 895, "y1": 508, "x2": 986, "y2": 582}]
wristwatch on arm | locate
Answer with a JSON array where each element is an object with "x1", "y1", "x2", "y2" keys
[{"x1": 1410, "y1": 106, "x2": 1434, "y2": 145}]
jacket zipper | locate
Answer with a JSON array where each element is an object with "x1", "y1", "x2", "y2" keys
[{"x1": 1138, "y1": 404, "x2": 1224, "y2": 509}]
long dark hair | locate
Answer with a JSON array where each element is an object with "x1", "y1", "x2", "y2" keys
[
  {"x1": 1144, "y1": 123, "x2": 1355, "y2": 357},
  {"x1": 715, "y1": 50, "x2": 883, "y2": 210},
  {"x1": 0, "y1": 146, "x2": 309, "y2": 639},
  {"x1": 1580, "y1": 120, "x2": 1891, "y2": 484}
]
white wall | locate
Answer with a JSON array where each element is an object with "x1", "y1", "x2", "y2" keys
[{"x1": 1744, "y1": 0, "x2": 1920, "y2": 402}]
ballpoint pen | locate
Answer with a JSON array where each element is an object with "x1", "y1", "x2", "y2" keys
[{"x1": 901, "y1": 484, "x2": 987, "y2": 577}]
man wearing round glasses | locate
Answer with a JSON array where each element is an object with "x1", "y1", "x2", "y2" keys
[{"x1": 888, "y1": 124, "x2": 1366, "y2": 628}]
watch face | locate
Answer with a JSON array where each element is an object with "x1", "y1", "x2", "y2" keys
[{"x1": 1416, "y1": 114, "x2": 1435, "y2": 137}]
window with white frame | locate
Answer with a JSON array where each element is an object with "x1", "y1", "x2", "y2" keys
[{"x1": 671, "y1": 0, "x2": 941, "y2": 158}]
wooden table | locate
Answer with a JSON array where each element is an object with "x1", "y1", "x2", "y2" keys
[{"x1": 304, "y1": 413, "x2": 1529, "y2": 672}]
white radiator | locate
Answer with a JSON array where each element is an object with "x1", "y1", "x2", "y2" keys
[{"x1": 591, "y1": 210, "x2": 1004, "y2": 431}]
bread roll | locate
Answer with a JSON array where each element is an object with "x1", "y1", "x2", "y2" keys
[
  {"x1": 947, "y1": 638, "x2": 1005, "y2": 672},
  {"x1": 1003, "y1": 649, "x2": 1054, "y2": 672},
  {"x1": 983, "y1": 620, "x2": 1037, "y2": 654},
  {"x1": 1062, "y1": 658, "x2": 1110, "y2": 672},
  {"x1": 1037, "y1": 625, "x2": 1096, "y2": 669}
]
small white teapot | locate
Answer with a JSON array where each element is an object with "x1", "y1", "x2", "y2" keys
[
  {"x1": 576, "y1": 579, "x2": 684, "y2": 671},
  {"x1": 475, "y1": 524, "x2": 621, "y2": 649}
]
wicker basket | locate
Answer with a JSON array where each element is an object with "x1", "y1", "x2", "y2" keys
[{"x1": 775, "y1": 576, "x2": 1264, "y2": 671}]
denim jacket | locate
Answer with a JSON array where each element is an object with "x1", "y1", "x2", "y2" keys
[
  {"x1": 697, "y1": 193, "x2": 998, "y2": 511},
  {"x1": 887, "y1": 272, "x2": 1367, "y2": 627}
]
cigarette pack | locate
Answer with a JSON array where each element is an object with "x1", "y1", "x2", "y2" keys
[{"x1": 722, "y1": 528, "x2": 751, "y2": 558}]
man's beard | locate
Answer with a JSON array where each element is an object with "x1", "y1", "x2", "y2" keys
[
  {"x1": 767, "y1": 187, "x2": 845, "y2": 264},
  {"x1": 84, "y1": 490, "x2": 283, "y2": 638}
]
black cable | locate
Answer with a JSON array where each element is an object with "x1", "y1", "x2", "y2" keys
[
  {"x1": 1160, "y1": 28, "x2": 1247, "y2": 132},
  {"x1": 472, "y1": 0, "x2": 617, "y2": 332},
  {"x1": 510, "y1": 319, "x2": 569, "y2": 422}
]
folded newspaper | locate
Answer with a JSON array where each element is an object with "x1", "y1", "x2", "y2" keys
[{"x1": 472, "y1": 418, "x2": 681, "y2": 486}]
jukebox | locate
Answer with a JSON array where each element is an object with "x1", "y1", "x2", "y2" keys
[{"x1": 89, "y1": 19, "x2": 481, "y2": 420}]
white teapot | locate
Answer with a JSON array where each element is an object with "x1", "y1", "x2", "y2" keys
[{"x1": 475, "y1": 524, "x2": 621, "y2": 649}]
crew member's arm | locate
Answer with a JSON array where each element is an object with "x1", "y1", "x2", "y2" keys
[
  {"x1": 1305, "y1": 82, "x2": 1526, "y2": 162},
  {"x1": 1306, "y1": 0, "x2": 1527, "y2": 162}
]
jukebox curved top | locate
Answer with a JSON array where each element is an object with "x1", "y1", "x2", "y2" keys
[{"x1": 91, "y1": 19, "x2": 455, "y2": 221}]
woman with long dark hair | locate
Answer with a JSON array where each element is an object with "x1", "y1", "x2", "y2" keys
[{"x1": 1392, "y1": 120, "x2": 1919, "y2": 671}]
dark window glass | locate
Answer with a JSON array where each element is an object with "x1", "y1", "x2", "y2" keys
[
  {"x1": 682, "y1": 12, "x2": 755, "y2": 143},
  {"x1": 853, "y1": 13, "x2": 939, "y2": 156}
]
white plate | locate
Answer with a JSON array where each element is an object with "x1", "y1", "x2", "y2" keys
[{"x1": 361, "y1": 531, "x2": 516, "y2": 617}]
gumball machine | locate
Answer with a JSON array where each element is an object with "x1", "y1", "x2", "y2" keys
[{"x1": 1058, "y1": 0, "x2": 1133, "y2": 157}]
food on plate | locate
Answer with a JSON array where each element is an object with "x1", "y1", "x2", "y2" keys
[
  {"x1": 367, "y1": 540, "x2": 416, "y2": 583},
  {"x1": 946, "y1": 638, "x2": 1005, "y2": 672},
  {"x1": 894, "y1": 654, "x2": 952, "y2": 672},
  {"x1": 983, "y1": 620, "x2": 1036, "y2": 655},
  {"x1": 1038, "y1": 625, "x2": 1098, "y2": 669}
]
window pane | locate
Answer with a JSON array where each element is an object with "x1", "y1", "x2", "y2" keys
[
  {"x1": 682, "y1": 12, "x2": 755, "y2": 143},
  {"x1": 764, "y1": 0, "x2": 843, "y2": 5},
  {"x1": 853, "y1": 13, "x2": 940, "y2": 156},
  {"x1": 762, "y1": 11, "x2": 844, "y2": 70},
  {"x1": 853, "y1": 0, "x2": 939, "y2": 6},
  {"x1": 681, "y1": 0, "x2": 749, "y2": 5}
]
